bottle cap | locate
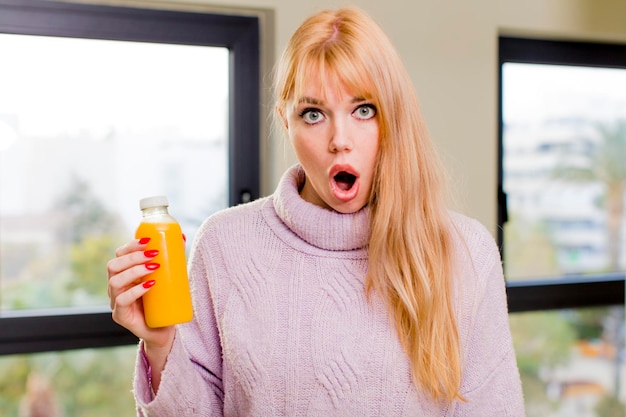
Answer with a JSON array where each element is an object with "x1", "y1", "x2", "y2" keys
[{"x1": 139, "y1": 195, "x2": 169, "y2": 210}]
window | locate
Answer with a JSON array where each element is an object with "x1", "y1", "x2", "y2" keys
[
  {"x1": 0, "y1": 345, "x2": 137, "y2": 415},
  {"x1": 509, "y1": 306, "x2": 624, "y2": 416},
  {"x1": 499, "y1": 36, "x2": 626, "y2": 311},
  {"x1": 0, "y1": 0, "x2": 260, "y2": 355},
  {"x1": 1, "y1": 34, "x2": 229, "y2": 312},
  {"x1": 499, "y1": 37, "x2": 626, "y2": 415}
]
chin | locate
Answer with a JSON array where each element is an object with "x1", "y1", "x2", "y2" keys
[{"x1": 331, "y1": 200, "x2": 367, "y2": 214}]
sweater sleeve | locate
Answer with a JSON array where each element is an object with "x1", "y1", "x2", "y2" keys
[
  {"x1": 132, "y1": 228, "x2": 225, "y2": 417},
  {"x1": 453, "y1": 223, "x2": 526, "y2": 417}
]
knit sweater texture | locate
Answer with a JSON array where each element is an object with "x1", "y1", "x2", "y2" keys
[{"x1": 133, "y1": 165, "x2": 525, "y2": 416}]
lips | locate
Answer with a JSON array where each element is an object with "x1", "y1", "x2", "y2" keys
[{"x1": 330, "y1": 164, "x2": 360, "y2": 202}]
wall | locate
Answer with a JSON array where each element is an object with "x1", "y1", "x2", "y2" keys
[{"x1": 77, "y1": 0, "x2": 626, "y2": 234}]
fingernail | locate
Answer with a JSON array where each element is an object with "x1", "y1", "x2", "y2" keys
[
  {"x1": 143, "y1": 280, "x2": 156, "y2": 289},
  {"x1": 144, "y1": 250, "x2": 159, "y2": 258},
  {"x1": 145, "y1": 263, "x2": 160, "y2": 271},
  {"x1": 182, "y1": 233, "x2": 186, "y2": 242},
  {"x1": 139, "y1": 237, "x2": 151, "y2": 245}
]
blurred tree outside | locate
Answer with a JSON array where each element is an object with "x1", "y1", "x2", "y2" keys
[
  {"x1": 2, "y1": 176, "x2": 126, "y2": 309},
  {"x1": 503, "y1": 213, "x2": 560, "y2": 280},
  {"x1": 52, "y1": 175, "x2": 125, "y2": 245},
  {"x1": 551, "y1": 119, "x2": 626, "y2": 411},
  {"x1": 0, "y1": 176, "x2": 137, "y2": 415},
  {"x1": 595, "y1": 394, "x2": 626, "y2": 417},
  {"x1": 511, "y1": 308, "x2": 626, "y2": 417},
  {"x1": 0, "y1": 346, "x2": 137, "y2": 416},
  {"x1": 54, "y1": 175, "x2": 126, "y2": 305},
  {"x1": 552, "y1": 119, "x2": 626, "y2": 272},
  {"x1": 510, "y1": 310, "x2": 577, "y2": 417}
]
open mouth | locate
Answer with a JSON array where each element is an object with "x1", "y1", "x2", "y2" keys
[
  {"x1": 329, "y1": 164, "x2": 360, "y2": 203},
  {"x1": 333, "y1": 171, "x2": 357, "y2": 191}
]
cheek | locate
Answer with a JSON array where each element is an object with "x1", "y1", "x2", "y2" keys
[
  {"x1": 289, "y1": 130, "x2": 307, "y2": 159},
  {"x1": 290, "y1": 128, "x2": 324, "y2": 164},
  {"x1": 366, "y1": 127, "x2": 381, "y2": 162}
]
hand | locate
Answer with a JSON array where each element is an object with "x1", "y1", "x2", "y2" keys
[{"x1": 107, "y1": 238, "x2": 175, "y2": 363}]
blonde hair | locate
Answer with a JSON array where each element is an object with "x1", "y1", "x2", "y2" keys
[{"x1": 274, "y1": 8, "x2": 462, "y2": 403}]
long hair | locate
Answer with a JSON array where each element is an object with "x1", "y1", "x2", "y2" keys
[{"x1": 274, "y1": 8, "x2": 462, "y2": 403}]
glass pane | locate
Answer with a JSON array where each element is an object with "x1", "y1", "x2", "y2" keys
[
  {"x1": 0, "y1": 345, "x2": 136, "y2": 416},
  {"x1": 510, "y1": 306, "x2": 625, "y2": 417},
  {"x1": 502, "y1": 63, "x2": 626, "y2": 280},
  {"x1": 0, "y1": 34, "x2": 229, "y2": 311}
]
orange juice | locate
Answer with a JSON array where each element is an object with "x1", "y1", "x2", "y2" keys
[{"x1": 136, "y1": 197, "x2": 193, "y2": 328}]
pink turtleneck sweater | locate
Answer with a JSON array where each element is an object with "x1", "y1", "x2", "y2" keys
[{"x1": 133, "y1": 165, "x2": 525, "y2": 416}]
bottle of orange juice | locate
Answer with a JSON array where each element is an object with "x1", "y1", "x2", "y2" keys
[{"x1": 135, "y1": 195, "x2": 193, "y2": 328}]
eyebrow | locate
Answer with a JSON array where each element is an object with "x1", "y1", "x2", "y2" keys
[{"x1": 297, "y1": 96, "x2": 368, "y2": 105}]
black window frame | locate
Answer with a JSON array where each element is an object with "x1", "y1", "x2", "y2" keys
[
  {"x1": 498, "y1": 36, "x2": 626, "y2": 313},
  {"x1": 0, "y1": 0, "x2": 259, "y2": 354}
]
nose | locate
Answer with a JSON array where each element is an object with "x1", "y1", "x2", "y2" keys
[{"x1": 328, "y1": 119, "x2": 353, "y2": 153}]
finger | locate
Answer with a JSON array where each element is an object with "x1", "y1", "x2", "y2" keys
[
  {"x1": 108, "y1": 263, "x2": 157, "y2": 307},
  {"x1": 114, "y1": 237, "x2": 151, "y2": 258},
  {"x1": 107, "y1": 248, "x2": 156, "y2": 278},
  {"x1": 111, "y1": 282, "x2": 154, "y2": 333},
  {"x1": 113, "y1": 280, "x2": 155, "y2": 309},
  {"x1": 110, "y1": 262, "x2": 157, "y2": 290}
]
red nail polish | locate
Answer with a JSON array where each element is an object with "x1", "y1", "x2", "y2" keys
[
  {"x1": 182, "y1": 233, "x2": 186, "y2": 242},
  {"x1": 144, "y1": 250, "x2": 159, "y2": 258},
  {"x1": 143, "y1": 280, "x2": 156, "y2": 289},
  {"x1": 139, "y1": 237, "x2": 151, "y2": 245},
  {"x1": 145, "y1": 262, "x2": 160, "y2": 271}
]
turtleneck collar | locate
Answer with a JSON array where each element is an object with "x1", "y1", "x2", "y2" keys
[{"x1": 272, "y1": 165, "x2": 370, "y2": 252}]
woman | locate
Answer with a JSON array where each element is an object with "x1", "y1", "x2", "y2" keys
[{"x1": 107, "y1": 7, "x2": 525, "y2": 416}]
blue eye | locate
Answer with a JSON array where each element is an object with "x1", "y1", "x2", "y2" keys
[
  {"x1": 354, "y1": 104, "x2": 376, "y2": 120},
  {"x1": 300, "y1": 108, "x2": 324, "y2": 124}
]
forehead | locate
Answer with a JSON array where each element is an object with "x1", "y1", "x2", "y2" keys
[
  {"x1": 297, "y1": 77, "x2": 349, "y2": 104},
  {"x1": 292, "y1": 68, "x2": 370, "y2": 105}
]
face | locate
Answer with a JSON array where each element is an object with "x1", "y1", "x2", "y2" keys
[{"x1": 284, "y1": 77, "x2": 380, "y2": 214}]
